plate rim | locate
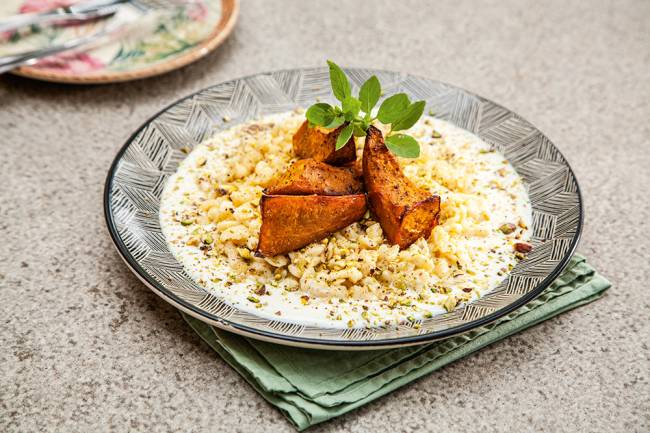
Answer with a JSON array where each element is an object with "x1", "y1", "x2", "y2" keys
[
  {"x1": 103, "y1": 67, "x2": 583, "y2": 349},
  {"x1": 10, "y1": 0, "x2": 239, "y2": 84}
]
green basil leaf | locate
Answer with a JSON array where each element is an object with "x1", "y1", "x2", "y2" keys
[
  {"x1": 306, "y1": 103, "x2": 335, "y2": 127},
  {"x1": 335, "y1": 122, "x2": 354, "y2": 150},
  {"x1": 325, "y1": 115, "x2": 345, "y2": 129},
  {"x1": 342, "y1": 96, "x2": 361, "y2": 118},
  {"x1": 359, "y1": 75, "x2": 381, "y2": 114},
  {"x1": 377, "y1": 93, "x2": 410, "y2": 124},
  {"x1": 327, "y1": 60, "x2": 351, "y2": 102},
  {"x1": 385, "y1": 134, "x2": 420, "y2": 158},
  {"x1": 391, "y1": 100, "x2": 426, "y2": 131}
]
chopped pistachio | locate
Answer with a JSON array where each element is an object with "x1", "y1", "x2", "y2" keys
[
  {"x1": 443, "y1": 297, "x2": 457, "y2": 312},
  {"x1": 499, "y1": 223, "x2": 516, "y2": 234},
  {"x1": 435, "y1": 285, "x2": 451, "y2": 294},
  {"x1": 247, "y1": 295, "x2": 260, "y2": 303},
  {"x1": 237, "y1": 248, "x2": 252, "y2": 259}
]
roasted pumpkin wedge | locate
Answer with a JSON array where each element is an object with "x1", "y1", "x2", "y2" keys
[
  {"x1": 292, "y1": 120, "x2": 356, "y2": 165},
  {"x1": 265, "y1": 158, "x2": 363, "y2": 196},
  {"x1": 363, "y1": 126, "x2": 440, "y2": 249},
  {"x1": 342, "y1": 157, "x2": 363, "y2": 181},
  {"x1": 256, "y1": 194, "x2": 367, "y2": 257}
]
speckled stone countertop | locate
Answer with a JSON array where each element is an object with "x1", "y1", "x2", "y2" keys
[{"x1": 1, "y1": 0, "x2": 648, "y2": 431}]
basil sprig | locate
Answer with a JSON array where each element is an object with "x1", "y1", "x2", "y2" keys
[{"x1": 305, "y1": 60, "x2": 425, "y2": 158}]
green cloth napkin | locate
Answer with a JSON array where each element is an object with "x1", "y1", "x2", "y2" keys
[{"x1": 182, "y1": 254, "x2": 610, "y2": 430}]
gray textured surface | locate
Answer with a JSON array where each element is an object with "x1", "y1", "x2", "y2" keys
[{"x1": 1, "y1": 0, "x2": 648, "y2": 432}]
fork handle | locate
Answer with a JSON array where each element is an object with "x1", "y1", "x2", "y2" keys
[
  {"x1": 0, "y1": 26, "x2": 113, "y2": 74},
  {"x1": 0, "y1": 8, "x2": 67, "y2": 33},
  {"x1": 0, "y1": 7, "x2": 111, "y2": 34}
]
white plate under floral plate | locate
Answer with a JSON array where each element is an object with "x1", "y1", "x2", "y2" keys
[
  {"x1": 104, "y1": 67, "x2": 583, "y2": 349},
  {"x1": 0, "y1": 0, "x2": 238, "y2": 83}
]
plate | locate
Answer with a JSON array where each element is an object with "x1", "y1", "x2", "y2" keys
[
  {"x1": 104, "y1": 67, "x2": 582, "y2": 349},
  {"x1": 0, "y1": 0, "x2": 238, "y2": 83}
]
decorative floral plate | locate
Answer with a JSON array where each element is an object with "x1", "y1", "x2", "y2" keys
[
  {"x1": 0, "y1": 0, "x2": 238, "y2": 83},
  {"x1": 104, "y1": 68, "x2": 583, "y2": 349}
]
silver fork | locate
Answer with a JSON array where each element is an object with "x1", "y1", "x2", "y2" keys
[
  {"x1": 0, "y1": 0, "x2": 128, "y2": 34},
  {"x1": 0, "y1": 0, "x2": 193, "y2": 74}
]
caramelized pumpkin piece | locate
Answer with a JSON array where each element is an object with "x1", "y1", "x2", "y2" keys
[
  {"x1": 265, "y1": 159, "x2": 363, "y2": 196},
  {"x1": 363, "y1": 126, "x2": 440, "y2": 249},
  {"x1": 342, "y1": 157, "x2": 363, "y2": 181},
  {"x1": 292, "y1": 120, "x2": 356, "y2": 165},
  {"x1": 257, "y1": 194, "x2": 367, "y2": 257}
]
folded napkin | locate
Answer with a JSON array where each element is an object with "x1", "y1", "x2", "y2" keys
[{"x1": 182, "y1": 254, "x2": 610, "y2": 430}]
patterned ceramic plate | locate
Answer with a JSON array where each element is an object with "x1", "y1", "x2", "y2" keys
[
  {"x1": 0, "y1": 0, "x2": 238, "y2": 83},
  {"x1": 104, "y1": 68, "x2": 582, "y2": 349}
]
